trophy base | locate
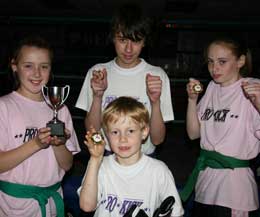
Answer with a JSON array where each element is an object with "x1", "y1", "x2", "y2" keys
[{"x1": 47, "y1": 121, "x2": 65, "y2": 138}]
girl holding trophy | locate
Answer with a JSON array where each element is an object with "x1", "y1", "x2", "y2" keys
[{"x1": 0, "y1": 36, "x2": 80, "y2": 217}]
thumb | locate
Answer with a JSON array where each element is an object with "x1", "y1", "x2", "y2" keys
[{"x1": 146, "y1": 73, "x2": 152, "y2": 78}]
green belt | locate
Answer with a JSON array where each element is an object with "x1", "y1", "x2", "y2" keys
[
  {"x1": 0, "y1": 180, "x2": 64, "y2": 217},
  {"x1": 180, "y1": 149, "x2": 250, "y2": 202}
]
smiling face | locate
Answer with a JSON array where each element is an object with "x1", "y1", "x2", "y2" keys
[
  {"x1": 113, "y1": 32, "x2": 144, "y2": 68},
  {"x1": 11, "y1": 45, "x2": 51, "y2": 101},
  {"x1": 207, "y1": 43, "x2": 245, "y2": 87},
  {"x1": 105, "y1": 115, "x2": 149, "y2": 166}
]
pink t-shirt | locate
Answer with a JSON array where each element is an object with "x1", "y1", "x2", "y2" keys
[
  {"x1": 196, "y1": 78, "x2": 260, "y2": 211},
  {"x1": 0, "y1": 91, "x2": 80, "y2": 217}
]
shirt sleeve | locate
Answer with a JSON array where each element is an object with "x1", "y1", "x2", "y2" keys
[
  {"x1": 252, "y1": 105, "x2": 260, "y2": 140},
  {"x1": 75, "y1": 69, "x2": 93, "y2": 112},
  {"x1": 61, "y1": 106, "x2": 81, "y2": 154},
  {"x1": 0, "y1": 99, "x2": 9, "y2": 151},
  {"x1": 160, "y1": 68, "x2": 174, "y2": 122},
  {"x1": 158, "y1": 163, "x2": 184, "y2": 217},
  {"x1": 250, "y1": 79, "x2": 260, "y2": 140}
]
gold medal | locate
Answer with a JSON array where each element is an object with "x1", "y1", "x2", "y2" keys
[
  {"x1": 193, "y1": 83, "x2": 203, "y2": 93},
  {"x1": 91, "y1": 132, "x2": 104, "y2": 145}
]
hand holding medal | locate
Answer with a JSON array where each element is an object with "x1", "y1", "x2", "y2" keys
[{"x1": 84, "y1": 127, "x2": 105, "y2": 158}]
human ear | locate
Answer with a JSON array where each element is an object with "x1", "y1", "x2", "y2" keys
[
  {"x1": 142, "y1": 126, "x2": 149, "y2": 140},
  {"x1": 142, "y1": 39, "x2": 145, "y2": 47},
  {"x1": 238, "y1": 55, "x2": 246, "y2": 68},
  {"x1": 10, "y1": 58, "x2": 17, "y2": 72}
]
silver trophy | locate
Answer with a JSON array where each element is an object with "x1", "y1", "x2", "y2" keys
[{"x1": 42, "y1": 85, "x2": 70, "y2": 137}]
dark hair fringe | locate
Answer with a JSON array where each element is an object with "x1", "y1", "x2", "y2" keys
[{"x1": 109, "y1": 3, "x2": 153, "y2": 45}]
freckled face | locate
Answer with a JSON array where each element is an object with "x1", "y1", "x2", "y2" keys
[
  {"x1": 207, "y1": 43, "x2": 245, "y2": 87},
  {"x1": 106, "y1": 116, "x2": 149, "y2": 165},
  {"x1": 113, "y1": 32, "x2": 144, "y2": 69},
  {"x1": 12, "y1": 46, "x2": 51, "y2": 101}
]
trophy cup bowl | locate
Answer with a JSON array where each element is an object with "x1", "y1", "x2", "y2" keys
[{"x1": 42, "y1": 85, "x2": 70, "y2": 137}]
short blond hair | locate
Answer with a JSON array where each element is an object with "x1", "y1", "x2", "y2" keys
[{"x1": 102, "y1": 96, "x2": 149, "y2": 130}]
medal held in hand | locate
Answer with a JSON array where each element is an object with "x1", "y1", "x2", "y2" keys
[
  {"x1": 91, "y1": 132, "x2": 104, "y2": 145},
  {"x1": 42, "y1": 85, "x2": 70, "y2": 137},
  {"x1": 192, "y1": 83, "x2": 203, "y2": 93}
]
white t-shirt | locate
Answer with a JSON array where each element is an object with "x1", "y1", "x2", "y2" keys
[
  {"x1": 79, "y1": 154, "x2": 184, "y2": 217},
  {"x1": 75, "y1": 58, "x2": 174, "y2": 154},
  {"x1": 0, "y1": 91, "x2": 81, "y2": 217}
]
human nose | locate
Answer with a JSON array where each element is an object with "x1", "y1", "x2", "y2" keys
[
  {"x1": 125, "y1": 40, "x2": 133, "y2": 52},
  {"x1": 34, "y1": 66, "x2": 41, "y2": 77},
  {"x1": 209, "y1": 62, "x2": 218, "y2": 73},
  {"x1": 119, "y1": 133, "x2": 127, "y2": 142}
]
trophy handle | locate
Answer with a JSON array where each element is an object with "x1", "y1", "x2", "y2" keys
[
  {"x1": 61, "y1": 85, "x2": 70, "y2": 106},
  {"x1": 42, "y1": 85, "x2": 52, "y2": 107}
]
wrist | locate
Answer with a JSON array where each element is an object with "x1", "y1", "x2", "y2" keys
[
  {"x1": 150, "y1": 99, "x2": 160, "y2": 107},
  {"x1": 89, "y1": 156, "x2": 103, "y2": 165},
  {"x1": 92, "y1": 94, "x2": 103, "y2": 102},
  {"x1": 30, "y1": 139, "x2": 44, "y2": 152},
  {"x1": 188, "y1": 98, "x2": 198, "y2": 104}
]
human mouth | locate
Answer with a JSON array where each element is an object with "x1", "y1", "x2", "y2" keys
[
  {"x1": 31, "y1": 80, "x2": 42, "y2": 85},
  {"x1": 123, "y1": 55, "x2": 133, "y2": 60},
  {"x1": 119, "y1": 146, "x2": 130, "y2": 151},
  {"x1": 212, "y1": 74, "x2": 221, "y2": 79}
]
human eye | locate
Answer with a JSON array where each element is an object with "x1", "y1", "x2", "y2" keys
[
  {"x1": 41, "y1": 64, "x2": 51, "y2": 70},
  {"x1": 207, "y1": 59, "x2": 213, "y2": 65},
  {"x1": 23, "y1": 63, "x2": 34, "y2": 69},
  {"x1": 219, "y1": 60, "x2": 226, "y2": 65},
  {"x1": 110, "y1": 130, "x2": 118, "y2": 135},
  {"x1": 133, "y1": 40, "x2": 143, "y2": 45},
  {"x1": 117, "y1": 37, "x2": 127, "y2": 43},
  {"x1": 127, "y1": 129, "x2": 135, "y2": 135}
]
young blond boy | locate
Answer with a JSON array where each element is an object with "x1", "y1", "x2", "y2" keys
[{"x1": 78, "y1": 97, "x2": 183, "y2": 217}]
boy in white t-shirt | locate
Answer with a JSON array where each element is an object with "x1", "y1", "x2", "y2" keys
[
  {"x1": 75, "y1": 3, "x2": 174, "y2": 155},
  {"x1": 78, "y1": 96, "x2": 184, "y2": 217}
]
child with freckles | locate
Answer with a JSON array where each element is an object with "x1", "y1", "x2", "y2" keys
[{"x1": 78, "y1": 96, "x2": 184, "y2": 217}]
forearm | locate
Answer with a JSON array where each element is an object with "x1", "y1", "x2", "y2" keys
[
  {"x1": 186, "y1": 99, "x2": 200, "y2": 140},
  {"x1": 80, "y1": 156, "x2": 102, "y2": 212},
  {"x1": 150, "y1": 100, "x2": 166, "y2": 145},
  {"x1": 0, "y1": 140, "x2": 41, "y2": 173},
  {"x1": 85, "y1": 96, "x2": 103, "y2": 131},
  {"x1": 52, "y1": 145, "x2": 73, "y2": 171}
]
